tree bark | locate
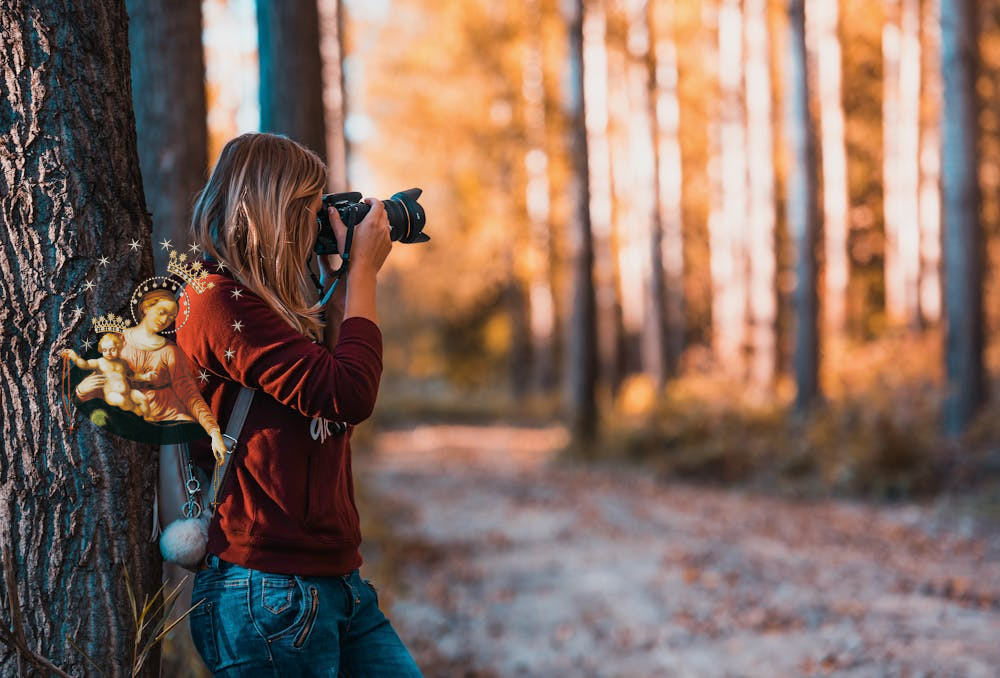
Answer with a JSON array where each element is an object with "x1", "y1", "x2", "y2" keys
[
  {"x1": 563, "y1": 0, "x2": 598, "y2": 443},
  {"x1": 127, "y1": 0, "x2": 208, "y2": 275},
  {"x1": 317, "y1": 0, "x2": 348, "y2": 191},
  {"x1": 258, "y1": 0, "x2": 327, "y2": 160},
  {"x1": 939, "y1": 0, "x2": 986, "y2": 435},
  {"x1": 0, "y1": 1, "x2": 159, "y2": 674},
  {"x1": 785, "y1": 0, "x2": 821, "y2": 412}
]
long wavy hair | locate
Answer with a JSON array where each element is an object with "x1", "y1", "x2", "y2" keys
[{"x1": 191, "y1": 133, "x2": 326, "y2": 340}]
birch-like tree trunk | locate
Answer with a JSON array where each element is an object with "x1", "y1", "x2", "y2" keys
[
  {"x1": 806, "y1": 0, "x2": 850, "y2": 339},
  {"x1": 940, "y1": 0, "x2": 985, "y2": 435},
  {"x1": 318, "y1": 0, "x2": 349, "y2": 191},
  {"x1": 127, "y1": 0, "x2": 208, "y2": 276},
  {"x1": 564, "y1": 0, "x2": 598, "y2": 443},
  {"x1": 785, "y1": 0, "x2": 821, "y2": 411},
  {"x1": 0, "y1": 2, "x2": 159, "y2": 674},
  {"x1": 919, "y1": 0, "x2": 942, "y2": 324},
  {"x1": 743, "y1": 0, "x2": 777, "y2": 391},
  {"x1": 522, "y1": 0, "x2": 558, "y2": 391},
  {"x1": 711, "y1": 0, "x2": 749, "y2": 376},
  {"x1": 258, "y1": 0, "x2": 327, "y2": 159},
  {"x1": 883, "y1": 0, "x2": 922, "y2": 327},
  {"x1": 584, "y1": 0, "x2": 626, "y2": 393}
]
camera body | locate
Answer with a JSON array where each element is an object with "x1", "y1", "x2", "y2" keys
[{"x1": 315, "y1": 188, "x2": 428, "y2": 256}]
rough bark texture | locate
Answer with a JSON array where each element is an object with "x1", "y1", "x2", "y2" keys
[
  {"x1": 318, "y1": 0, "x2": 348, "y2": 192},
  {"x1": 258, "y1": 0, "x2": 327, "y2": 161},
  {"x1": 785, "y1": 0, "x2": 821, "y2": 412},
  {"x1": 127, "y1": 0, "x2": 208, "y2": 275},
  {"x1": 940, "y1": 0, "x2": 985, "y2": 435},
  {"x1": 564, "y1": 0, "x2": 598, "y2": 443},
  {"x1": 0, "y1": 1, "x2": 159, "y2": 675}
]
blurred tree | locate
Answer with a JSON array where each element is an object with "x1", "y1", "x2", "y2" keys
[
  {"x1": 564, "y1": 0, "x2": 599, "y2": 442},
  {"x1": 882, "y1": 0, "x2": 923, "y2": 327},
  {"x1": 318, "y1": 0, "x2": 348, "y2": 191},
  {"x1": 918, "y1": 0, "x2": 942, "y2": 325},
  {"x1": 744, "y1": 0, "x2": 778, "y2": 391},
  {"x1": 127, "y1": 0, "x2": 208, "y2": 275},
  {"x1": 0, "y1": 1, "x2": 160, "y2": 674},
  {"x1": 784, "y1": 0, "x2": 821, "y2": 411},
  {"x1": 806, "y1": 0, "x2": 850, "y2": 339},
  {"x1": 940, "y1": 0, "x2": 986, "y2": 434},
  {"x1": 257, "y1": 0, "x2": 326, "y2": 159},
  {"x1": 711, "y1": 0, "x2": 749, "y2": 377}
]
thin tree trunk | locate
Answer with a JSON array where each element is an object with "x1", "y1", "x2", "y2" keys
[
  {"x1": 806, "y1": 0, "x2": 850, "y2": 338},
  {"x1": 919, "y1": 0, "x2": 942, "y2": 325},
  {"x1": 649, "y1": 1, "x2": 685, "y2": 380},
  {"x1": 785, "y1": 0, "x2": 821, "y2": 412},
  {"x1": 127, "y1": 0, "x2": 208, "y2": 275},
  {"x1": 258, "y1": 0, "x2": 327, "y2": 159},
  {"x1": 0, "y1": 2, "x2": 159, "y2": 674},
  {"x1": 523, "y1": 0, "x2": 558, "y2": 391},
  {"x1": 940, "y1": 0, "x2": 985, "y2": 435},
  {"x1": 712, "y1": 0, "x2": 749, "y2": 376},
  {"x1": 584, "y1": 0, "x2": 626, "y2": 394},
  {"x1": 564, "y1": 0, "x2": 598, "y2": 443},
  {"x1": 318, "y1": 0, "x2": 349, "y2": 191},
  {"x1": 744, "y1": 0, "x2": 777, "y2": 391}
]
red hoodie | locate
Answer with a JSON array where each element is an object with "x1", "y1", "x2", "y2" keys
[{"x1": 175, "y1": 264, "x2": 382, "y2": 576}]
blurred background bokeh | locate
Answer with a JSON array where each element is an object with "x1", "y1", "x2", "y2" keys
[{"x1": 133, "y1": 0, "x2": 1000, "y2": 675}]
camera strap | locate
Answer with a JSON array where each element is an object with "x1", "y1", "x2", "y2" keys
[{"x1": 313, "y1": 221, "x2": 357, "y2": 306}]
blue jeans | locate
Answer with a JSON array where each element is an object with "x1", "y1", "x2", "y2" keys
[{"x1": 189, "y1": 554, "x2": 422, "y2": 677}]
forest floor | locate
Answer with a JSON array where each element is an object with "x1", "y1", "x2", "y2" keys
[{"x1": 357, "y1": 424, "x2": 1000, "y2": 678}]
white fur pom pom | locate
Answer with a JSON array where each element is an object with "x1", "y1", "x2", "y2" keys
[{"x1": 160, "y1": 517, "x2": 209, "y2": 567}]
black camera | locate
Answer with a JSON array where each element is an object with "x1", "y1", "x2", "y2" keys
[{"x1": 315, "y1": 188, "x2": 428, "y2": 256}]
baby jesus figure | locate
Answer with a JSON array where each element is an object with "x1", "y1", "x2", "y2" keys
[{"x1": 63, "y1": 332, "x2": 155, "y2": 419}]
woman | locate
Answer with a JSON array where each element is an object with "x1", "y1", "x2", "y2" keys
[
  {"x1": 176, "y1": 132, "x2": 421, "y2": 676},
  {"x1": 73, "y1": 290, "x2": 227, "y2": 457}
]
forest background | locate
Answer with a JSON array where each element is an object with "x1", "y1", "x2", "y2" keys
[{"x1": 3, "y1": 0, "x2": 1000, "y2": 674}]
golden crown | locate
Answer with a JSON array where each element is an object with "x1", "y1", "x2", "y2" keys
[
  {"x1": 167, "y1": 251, "x2": 214, "y2": 294},
  {"x1": 92, "y1": 313, "x2": 129, "y2": 335}
]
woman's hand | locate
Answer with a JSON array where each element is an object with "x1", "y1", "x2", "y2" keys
[
  {"x1": 209, "y1": 430, "x2": 228, "y2": 464},
  {"x1": 349, "y1": 198, "x2": 392, "y2": 276},
  {"x1": 75, "y1": 373, "x2": 105, "y2": 397}
]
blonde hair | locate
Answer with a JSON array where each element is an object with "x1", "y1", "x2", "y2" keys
[
  {"x1": 190, "y1": 133, "x2": 326, "y2": 340},
  {"x1": 139, "y1": 289, "x2": 177, "y2": 315},
  {"x1": 99, "y1": 333, "x2": 125, "y2": 350}
]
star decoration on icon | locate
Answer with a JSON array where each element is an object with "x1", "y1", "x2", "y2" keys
[
  {"x1": 82, "y1": 338, "x2": 93, "y2": 351},
  {"x1": 82, "y1": 279, "x2": 95, "y2": 292},
  {"x1": 197, "y1": 370, "x2": 210, "y2": 383},
  {"x1": 98, "y1": 256, "x2": 110, "y2": 268},
  {"x1": 231, "y1": 288, "x2": 243, "y2": 300},
  {"x1": 231, "y1": 319, "x2": 243, "y2": 332},
  {"x1": 215, "y1": 260, "x2": 228, "y2": 272},
  {"x1": 159, "y1": 238, "x2": 172, "y2": 250},
  {"x1": 188, "y1": 242, "x2": 201, "y2": 255},
  {"x1": 128, "y1": 239, "x2": 141, "y2": 252},
  {"x1": 71, "y1": 305, "x2": 84, "y2": 319},
  {"x1": 224, "y1": 348, "x2": 235, "y2": 361}
]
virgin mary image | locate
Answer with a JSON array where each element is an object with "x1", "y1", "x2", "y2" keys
[{"x1": 67, "y1": 285, "x2": 226, "y2": 456}]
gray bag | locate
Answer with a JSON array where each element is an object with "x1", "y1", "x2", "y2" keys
[{"x1": 151, "y1": 386, "x2": 255, "y2": 570}]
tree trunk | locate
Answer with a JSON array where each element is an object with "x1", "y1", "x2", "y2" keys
[
  {"x1": 940, "y1": 0, "x2": 986, "y2": 435},
  {"x1": 919, "y1": 0, "x2": 942, "y2": 325},
  {"x1": 563, "y1": 0, "x2": 598, "y2": 443},
  {"x1": 317, "y1": 0, "x2": 348, "y2": 191},
  {"x1": 0, "y1": 2, "x2": 159, "y2": 674},
  {"x1": 258, "y1": 0, "x2": 327, "y2": 159},
  {"x1": 522, "y1": 0, "x2": 558, "y2": 391},
  {"x1": 785, "y1": 0, "x2": 821, "y2": 412},
  {"x1": 743, "y1": 0, "x2": 777, "y2": 391},
  {"x1": 806, "y1": 0, "x2": 850, "y2": 339},
  {"x1": 711, "y1": 0, "x2": 749, "y2": 377},
  {"x1": 127, "y1": 0, "x2": 208, "y2": 276}
]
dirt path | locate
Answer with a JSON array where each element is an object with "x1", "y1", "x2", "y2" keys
[{"x1": 358, "y1": 424, "x2": 1000, "y2": 678}]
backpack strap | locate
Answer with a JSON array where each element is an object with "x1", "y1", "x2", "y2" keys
[{"x1": 210, "y1": 386, "x2": 255, "y2": 508}]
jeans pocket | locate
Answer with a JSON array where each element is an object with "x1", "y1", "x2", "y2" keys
[
  {"x1": 250, "y1": 572, "x2": 306, "y2": 641},
  {"x1": 363, "y1": 578, "x2": 379, "y2": 606},
  {"x1": 188, "y1": 600, "x2": 220, "y2": 670}
]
